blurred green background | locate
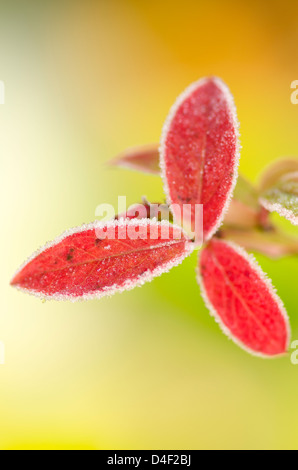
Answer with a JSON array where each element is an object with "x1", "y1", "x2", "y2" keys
[{"x1": 1, "y1": 0, "x2": 298, "y2": 450}]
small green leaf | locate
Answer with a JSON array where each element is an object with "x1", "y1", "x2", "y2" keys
[
  {"x1": 233, "y1": 174, "x2": 259, "y2": 209},
  {"x1": 259, "y1": 172, "x2": 298, "y2": 225},
  {"x1": 258, "y1": 157, "x2": 298, "y2": 192}
]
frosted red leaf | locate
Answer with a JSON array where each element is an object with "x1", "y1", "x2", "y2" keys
[
  {"x1": 160, "y1": 77, "x2": 240, "y2": 240},
  {"x1": 198, "y1": 238, "x2": 290, "y2": 357},
  {"x1": 11, "y1": 219, "x2": 193, "y2": 301}
]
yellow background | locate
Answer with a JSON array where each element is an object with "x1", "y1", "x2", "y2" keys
[{"x1": 1, "y1": 0, "x2": 298, "y2": 449}]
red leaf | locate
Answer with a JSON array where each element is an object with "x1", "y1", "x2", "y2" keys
[
  {"x1": 11, "y1": 219, "x2": 193, "y2": 301},
  {"x1": 198, "y1": 238, "x2": 290, "y2": 357},
  {"x1": 109, "y1": 144, "x2": 160, "y2": 175},
  {"x1": 160, "y1": 77, "x2": 240, "y2": 240}
]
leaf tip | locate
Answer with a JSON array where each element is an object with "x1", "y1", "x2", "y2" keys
[
  {"x1": 198, "y1": 238, "x2": 290, "y2": 357},
  {"x1": 10, "y1": 219, "x2": 194, "y2": 302},
  {"x1": 160, "y1": 76, "x2": 241, "y2": 241}
]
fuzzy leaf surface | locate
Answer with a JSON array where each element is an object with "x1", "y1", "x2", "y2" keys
[
  {"x1": 198, "y1": 238, "x2": 290, "y2": 356},
  {"x1": 11, "y1": 219, "x2": 193, "y2": 300},
  {"x1": 160, "y1": 77, "x2": 240, "y2": 240},
  {"x1": 260, "y1": 172, "x2": 298, "y2": 225}
]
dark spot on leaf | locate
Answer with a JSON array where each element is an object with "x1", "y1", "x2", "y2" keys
[
  {"x1": 177, "y1": 195, "x2": 191, "y2": 203},
  {"x1": 67, "y1": 248, "x2": 75, "y2": 261}
]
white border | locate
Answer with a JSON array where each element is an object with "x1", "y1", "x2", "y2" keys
[
  {"x1": 196, "y1": 239, "x2": 291, "y2": 358},
  {"x1": 11, "y1": 218, "x2": 194, "y2": 302},
  {"x1": 159, "y1": 76, "x2": 240, "y2": 241}
]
